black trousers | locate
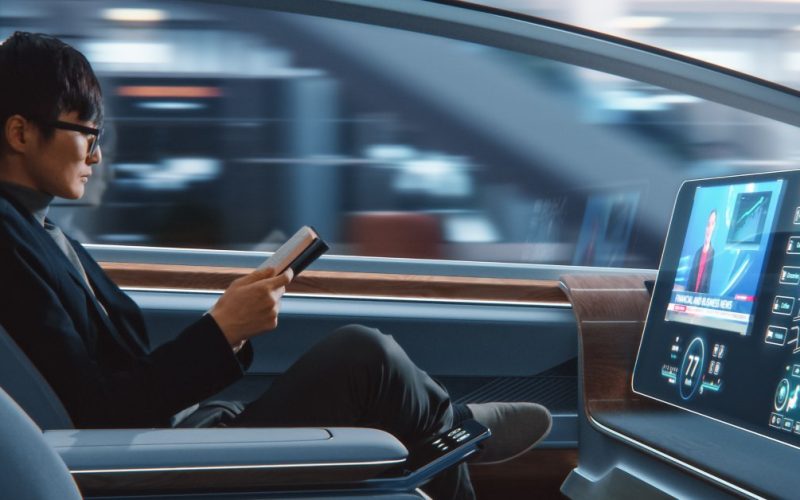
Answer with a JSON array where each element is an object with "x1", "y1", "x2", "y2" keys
[{"x1": 232, "y1": 324, "x2": 475, "y2": 500}]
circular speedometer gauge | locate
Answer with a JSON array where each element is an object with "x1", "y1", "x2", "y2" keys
[{"x1": 679, "y1": 337, "x2": 705, "y2": 400}]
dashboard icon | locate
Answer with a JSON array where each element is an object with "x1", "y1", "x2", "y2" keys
[
  {"x1": 773, "y1": 296, "x2": 795, "y2": 316},
  {"x1": 788, "y1": 236, "x2": 800, "y2": 254},
  {"x1": 775, "y1": 378, "x2": 791, "y2": 412},
  {"x1": 780, "y1": 266, "x2": 800, "y2": 285},
  {"x1": 766, "y1": 326, "x2": 788, "y2": 346},
  {"x1": 788, "y1": 385, "x2": 800, "y2": 412}
]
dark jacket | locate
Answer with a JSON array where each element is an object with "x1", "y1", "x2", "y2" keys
[
  {"x1": 687, "y1": 245, "x2": 714, "y2": 294},
  {"x1": 0, "y1": 188, "x2": 252, "y2": 428}
]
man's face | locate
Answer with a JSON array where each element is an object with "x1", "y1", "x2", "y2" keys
[
  {"x1": 25, "y1": 110, "x2": 102, "y2": 199},
  {"x1": 705, "y1": 211, "x2": 717, "y2": 244}
]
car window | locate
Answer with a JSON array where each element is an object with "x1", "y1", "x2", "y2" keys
[{"x1": 5, "y1": 2, "x2": 799, "y2": 269}]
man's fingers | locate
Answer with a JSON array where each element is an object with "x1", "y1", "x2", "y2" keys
[
  {"x1": 261, "y1": 269, "x2": 293, "y2": 289},
  {"x1": 238, "y1": 266, "x2": 277, "y2": 286},
  {"x1": 280, "y1": 268, "x2": 294, "y2": 284},
  {"x1": 274, "y1": 271, "x2": 293, "y2": 288}
]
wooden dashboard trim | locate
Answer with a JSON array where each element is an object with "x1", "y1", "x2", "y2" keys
[
  {"x1": 100, "y1": 262, "x2": 568, "y2": 304},
  {"x1": 560, "y1": 273, "x2": 659, "y2": 416}
]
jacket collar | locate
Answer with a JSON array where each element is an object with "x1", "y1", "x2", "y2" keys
[{"x1": 0, "y1": 187, "x2": 138, "y2": 355}]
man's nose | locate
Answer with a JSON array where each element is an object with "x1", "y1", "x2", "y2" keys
[{"x1": 88, "y1": 144, "x2": 102, "y2": 165}]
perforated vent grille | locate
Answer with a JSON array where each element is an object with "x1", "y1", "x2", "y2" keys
[
  {"x1": 228, "y1": 359, "x2": 579, "y2": 413},
  {"x1": 450, "y1": 376, "x2": 577, "y2": 412},
  {"x1": 454, "y1": 376, "x2": 576, "y2": 408}
]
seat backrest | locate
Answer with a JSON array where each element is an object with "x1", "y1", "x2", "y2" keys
[
  {"x1": 0, "y1": 385, "x2": 81, "y2": 499},
  {"x1": 0, "y1": 324, "x2": 73, "y2": 429}
]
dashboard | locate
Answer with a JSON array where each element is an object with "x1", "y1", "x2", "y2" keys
[{"x1": 633, "y1": 170, "x2": 800, "y2": 450}]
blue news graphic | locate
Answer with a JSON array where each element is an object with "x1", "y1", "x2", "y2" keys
[{"x1": 666, "y1": 180, "x2": 783, "y2": 335}]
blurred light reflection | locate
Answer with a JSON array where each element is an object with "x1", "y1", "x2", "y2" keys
[{"x1": 3, "y1": 0, "x2": 799, "y2": 268}]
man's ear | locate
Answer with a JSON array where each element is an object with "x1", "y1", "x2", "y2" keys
[{"x1": 3, "y1": 115, "x2": 31, "y2": 154}]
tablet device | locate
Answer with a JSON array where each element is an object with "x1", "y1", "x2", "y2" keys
[
  {"x1": 258, "y1": 226, "x2": 329, "y2": 275},
  {"x1": 632, "y1": 170, "x2": 800, "y2": 448}
]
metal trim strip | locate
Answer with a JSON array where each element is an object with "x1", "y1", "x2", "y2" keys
[
  {"x1": 71, "y1": 457, "x2": 406, "y2": 475},
  {"x1": 120, "y1": 286, "x2": 572, "y2": 308}
]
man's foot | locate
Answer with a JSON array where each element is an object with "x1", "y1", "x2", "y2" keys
[{"x1": 466, "y1": 402, "x2": 551, "y2": 465}]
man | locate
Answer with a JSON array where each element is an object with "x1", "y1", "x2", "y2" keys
[
  {"x1": 688, "y1": 209, "x2": 716, "y2": 294},
  {"x1": 0, "y1": 32, "x2": 550, "y2": 499}
]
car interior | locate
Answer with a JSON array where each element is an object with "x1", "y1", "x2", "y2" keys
[{"x1": 2, "y1": 0, "x2": 800, "y2": 499}]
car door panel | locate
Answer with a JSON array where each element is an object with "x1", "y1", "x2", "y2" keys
[
  {"x1": 129, "y1": 290, "x2": 579, "y2": 435},
  {"x1": 93, "y1": 247, "x2": 580, "y2": 498}
]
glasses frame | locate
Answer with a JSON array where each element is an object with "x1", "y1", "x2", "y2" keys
[{"x1": 47, "y1": 120, "x2": 103, "y2": 157}]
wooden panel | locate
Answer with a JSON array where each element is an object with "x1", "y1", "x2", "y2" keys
[
  {"x1": 560, "y1": 274, "x2": 659, "y2": 417},
  {"x1": 100, "y1": 262, "x2": 567, "y2": 304}
]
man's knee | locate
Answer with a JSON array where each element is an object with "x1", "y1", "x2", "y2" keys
[{"x1": 329, "y1": 324, "x2": 401, "y2": 363}]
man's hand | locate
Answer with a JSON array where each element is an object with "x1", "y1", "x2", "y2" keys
[{"x1": 209, "y1": 267, "x2": 294, "y2": 347}]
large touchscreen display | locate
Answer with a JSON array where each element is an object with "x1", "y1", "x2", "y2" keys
[
  {"x1": 665, "y1": 181, "x2": 782, "y2": 336},
  {"x1": 630, "y1": 171, "x2": 800, "y2": 449}
]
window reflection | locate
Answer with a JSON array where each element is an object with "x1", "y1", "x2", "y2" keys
[{"x1": 5, "y1": 1, "x2": 799, "y2": 269}]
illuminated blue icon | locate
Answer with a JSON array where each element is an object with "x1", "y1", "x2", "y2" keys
[
  {"x1": 789, "y1": 386, "x2": 800, "y2": 411},
  {"x1": 766, "y1": 326, "x2": 788, "y2": 346},
  {"x1": 789, "y1": 236, "x2": 800, "y2": 254},
  {"x1": 781, "y1": 266, "x2": 800, "y2": 285},
  {"x1": 776, "y1": 379, "x2": 791, "y2": 411},
  {"x1": 773, "y1": 296, "x2": 796, "y2": 316}
]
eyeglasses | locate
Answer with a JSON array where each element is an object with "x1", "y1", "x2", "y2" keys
[{"x1": 48, "y1": 120, "x2": 103, "y2": 157}]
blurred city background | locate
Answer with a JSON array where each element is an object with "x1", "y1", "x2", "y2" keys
[{"x1": 2, "y1": 0, "x2": 799, "y2": 269}]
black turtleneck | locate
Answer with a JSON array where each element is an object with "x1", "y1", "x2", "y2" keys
[
  {"x1": 0, "y1": 181, "x2": 53, "y2": 227},
  {"x1": 0, "y1": 181, "x2": 94, "y2": 290}
]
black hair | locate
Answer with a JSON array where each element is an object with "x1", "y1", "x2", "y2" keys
[{"x1": 0, "y1": 31, "x2": 103, "y2": 150}]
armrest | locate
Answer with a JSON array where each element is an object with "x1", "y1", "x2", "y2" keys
[{"x1": 45, "y1": 427, "x2": 408, "y2": 495}]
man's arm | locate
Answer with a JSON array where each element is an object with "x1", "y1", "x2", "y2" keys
[{"x1": 0, "y1": 241, "x2": 249, "y2": 428}]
